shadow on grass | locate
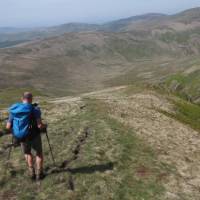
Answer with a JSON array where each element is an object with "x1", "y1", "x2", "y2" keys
[
  {"x1": 68, "y1": 162, "x2": 114, "y2": 174},
  {"x1": 45, "y1": 162, "x2": 114, "y2": 176}
]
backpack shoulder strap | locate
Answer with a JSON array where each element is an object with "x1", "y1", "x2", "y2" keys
[
  {"x1": 29, "y1": 105, "x2": 40, "y2": 136},
  {"x1": 29, "y1": 105, "x2": 36, "y2": 124}
]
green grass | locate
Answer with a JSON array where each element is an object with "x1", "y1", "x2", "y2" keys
[
  {"x1": 125, "y1": 84, "x2": 200, "y2": 134},
  {"x1": 163, "y1": 98, "x2": 200, "y2": 132},
  {"x1": 148, "y1": 80, "x2": 200, "y2": 132},
  {"x1": 0, "y1": 97, "x2": 168, "y2": 200},
  {"x1": 0, "y1": 88, "x2": 42, "y2": 109},
  {"x1": 153, "y1": 83, "x2": 200, "y2": 132},
  {"x1": 107, "y1": 38, "x2": 163, "y2": 61},
  {"x1": 158, "y1": 31, "x2": 191, "y2": 44},
  {"x1": 175, "y1": 100, "x2": 200, "y2": 131},
  {"x1": 165, "y1": 74, "x2": 187, "y2": 85},
  {"x1": 162, "y1": 71, "x2": 200, "y2": 103}
]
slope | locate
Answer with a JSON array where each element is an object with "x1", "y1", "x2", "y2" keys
[
  {"x1": 0, "y1": 29, "x2": 199, "y2": 96},
  {"x1": 1, "y1": 7, "x2": 200, "y2": 47},
  {"x1": 0, "y1": 31, "x2": 173, "y2": 95},
  {"x1": 0, "y1": 85, "x2": 200, "y2": 199},
  {"x1": 1, "y1": 8, "x2": 200, "y2": 98}
]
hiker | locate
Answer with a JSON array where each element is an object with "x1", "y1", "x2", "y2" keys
[{"x1": 6, "y1": 92, "x2": 46, "y2": 180}]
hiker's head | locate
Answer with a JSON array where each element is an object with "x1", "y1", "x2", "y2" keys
[{"x1": 22, "y1": 92, "x2": 33, "y2": 103}]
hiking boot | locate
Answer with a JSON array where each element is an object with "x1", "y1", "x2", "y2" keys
[
  {"x1": 36, "y1": 168, "x2": 45, "y2": 181},
  {"x1": 28, "y1": 167, "x2": 36, "y2": 180}
]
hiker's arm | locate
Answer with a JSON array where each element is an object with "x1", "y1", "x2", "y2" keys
[
  {"x1": 6, "y1": 122, "x2": 13, "y2": 135},
  {"x1": 34, "y1": 107, "x2": 47, "y2": 130},
  {"x1": 6, "y1": 122, "x2": 12, "y2": 130},
  {"x1": 37, "y1": 118, "x2": 46, "y2": 129},
  {"x1": 6, "y1": 114, "x2": 13, "y2": 130}
]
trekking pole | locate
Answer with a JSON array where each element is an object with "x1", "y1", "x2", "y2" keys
[
  {"x1": 45, "y1": 129, "x2": 56, "y2": 167},
  {"x1": 7, "y1": 136, "x2": 13, "y2": 164}
]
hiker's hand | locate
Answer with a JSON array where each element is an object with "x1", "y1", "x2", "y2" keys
[
  {"x1": 6, "y1": 122, "x2": 12, "y2": 130},
  {"x1": 40, "y1": 124, "x2": 47, "y2": 133}
]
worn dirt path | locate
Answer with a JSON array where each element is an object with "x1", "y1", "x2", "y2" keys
[{"x1": 89, "y1": 87, "x2": 200, "y2": 200}]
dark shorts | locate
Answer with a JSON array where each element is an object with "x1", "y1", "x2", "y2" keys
[{"x1": 21, "y1": 134, "x2": 43, "y2": 156}]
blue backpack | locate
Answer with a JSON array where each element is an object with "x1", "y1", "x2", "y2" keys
[{"x1": 9, "y1": 103, "x2": 35, "y2": 140}]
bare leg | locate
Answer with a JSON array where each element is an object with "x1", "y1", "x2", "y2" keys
[
  {"x1": 36, "y1": 153, "x2": 44, "y2": 180},
  {"x1": 36, "y1": 153, "x2": 43, "y2": 171},
  {"x1": 24, "y1": 153, "x2": 35, "y2": 179},
  {"x1": 25, "y1": 153, "x2": 34, "y2": 168}
]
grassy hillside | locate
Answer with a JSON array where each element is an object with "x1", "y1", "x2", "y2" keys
[
  {"x1": 0, "y1": 90, "x2": 166, "y2": 200},
  {"x1": 153, "y1": 57, "x2": 200, "y2": 104},
  {"x1": 162, "y1": 72, "x2": 200, "y2": 102},
  {"x1": 0, "y1": 87, "x2": 174, "y2": 199},
  {"x1": 1, "y1": 8, "x2": 200, "y2": 98},
  {"x1": 160, "y1": 97, "x2": 200, "y2": 132},
  {"x1": 0, "y1": 88, "x2": 43, "y2": 109},
  {"x1": 1, "y1": 7, "x2": 200, "y2": 200},
  {"x1": 0, "y1": 30, "x2": 199, "y2": 96},
  {"x1": 0, "y1": 31, "x2": 170, "y2": 95},
  {"x1": 1, "y1": 86, "x2": 200, "y2": 199}
]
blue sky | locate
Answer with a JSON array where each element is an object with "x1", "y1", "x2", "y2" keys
[{"x1": 1, "y1": 0, "x2": 200, "y2": 27}]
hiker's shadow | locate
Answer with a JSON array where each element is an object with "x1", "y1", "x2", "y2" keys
[
  {"x1": 45, "y1": 162, "x2": 114, "y2": 176},
  {"x1": 69, "y1": 162, "x2": 114, "y2": 174}
]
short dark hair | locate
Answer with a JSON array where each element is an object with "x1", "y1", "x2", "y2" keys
[{"x1": 23, "y1": 92, "x2": 33, "y2": 99}]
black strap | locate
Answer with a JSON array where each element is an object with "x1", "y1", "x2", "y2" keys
[{"x1": 28, "y1": 105, "x2": 40, "y2": 141}]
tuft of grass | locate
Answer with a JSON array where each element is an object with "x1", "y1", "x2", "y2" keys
[
  {"x1": 159, "y1": 98, "x2": 200, "y2": 132},
  {"x1": 159, "y1": 70, "x2": 200, "y2": 104},
  {"x1": 172, "y1": 99, "x2": 200, "y2": 131}
]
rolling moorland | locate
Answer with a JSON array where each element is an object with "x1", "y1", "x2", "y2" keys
[
  {"x1": 0, "y1": 8, "x2": 200, "y2": 100},
  {"x1": 0, "y1": 7, "x2": 200, "y2": 200}
]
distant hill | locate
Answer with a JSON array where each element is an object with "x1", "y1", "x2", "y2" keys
[
  {"x1": 0, "y1": 24, "x2": 100, "y2": 48},
  {"x1": 0, "y1": 27, "x2": 32, "y2": 34},
  {"x1": 172, "y1": 7, "x2": 200, "y2": 22},
  {"x1": 0, "y1": 13, "x2": 170, "y2": 47},
  {"x1": 48, "y1": 23, "x2": 100, "y2": 33},
  {"x1": 100, "y1": 13, "x2": 168, "y2": 32},
  {"x1": 1, "y1": 7, "x2": 200, "y2": 99},
  {"x1": 1, "y1": 7, "x2": 200, "y2": 47}
]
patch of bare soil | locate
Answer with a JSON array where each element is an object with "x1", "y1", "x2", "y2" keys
[{"x1": 91, "y1": 88, "x2": 200, "y2": 200}]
